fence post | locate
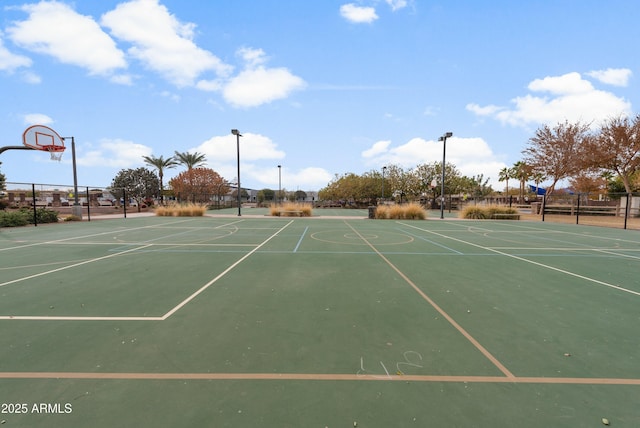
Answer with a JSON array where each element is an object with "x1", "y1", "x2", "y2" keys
[
  {"x1": 541, "y1": 195, "x2": 546, "y2": 222},
  {"x1": 624, "y1": 193, "x2": 630, "y2": 230},
  {"x1": 576, "y1": 193, "x2": 580, "y2": 225},
  {"x1": 32, "y1": 183, "x2": 38, "y2": 226},
  {"x1": 123, "y1": 188, "x2": 127, "y2": 219},
  {"x1": 86, "y1": 187, "x2": 91, "y2": 221}
]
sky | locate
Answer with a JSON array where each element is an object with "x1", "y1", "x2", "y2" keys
[{"x1": 0, "y1": 0, "x2": 638, "y2": 193}]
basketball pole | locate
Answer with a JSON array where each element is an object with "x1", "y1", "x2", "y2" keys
[
  {"x1": 0, "y1": 146, "x2": 34, "y2": 155},
  {"x1": 62, "y1": 136, "x2": 82, "y2": 219}
]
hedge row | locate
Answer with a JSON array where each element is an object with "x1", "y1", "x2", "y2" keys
[{"x1": 0, "y1": 208, "x2": 59, "y2": 227}]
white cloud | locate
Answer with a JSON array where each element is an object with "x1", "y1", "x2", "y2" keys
[
  {"x1": 362, "y1": 140, "x2": 391, "y2": 158},
  {"x1": 279, "y1": 167, "x2": 333, "y2": 190},
  {"x1": 196, "y1": 79, "x2": 223, "y2": 92},
  {"x1": 101, "y1": 0, "x2": 231, "y2": 87},
  {"x1": 222, "y1": 47, "x2": 306, "y2": 108},
  {"x1": 194, "y1": 133, "x2": 285, "y2": 163},
  {"x1": 586, "y1": 68, "x2": 632, "y2": 87},
  {"x1": 0, "y1": 33, "x2": 32, "y2": 72},
  {"x1": 467, "y1": 71, "x2": 632, "y2": 128},
  {"x1": 7, "y1": 1, "x2": 126, "y2": 76},
  {"x1": 340, "y1": 3, "x2": 378, "y2": 24},
  {"x1": 237, "y1": 47, "x2": 268, "y2": 68},
  {"x1": 385, "y1": 0, "x2": 408, "y2": 11},
  {"x1": 361, "y1": 136, "x2": 507, "y2": 188},
  {"x1": 21, "y1": 71, "x2": 42, "y2": 84},
  {"x1": 186, "y1": 132, "x2": 330, "y2": 190},
  {"x1": 23, "y1": 113, "x2": 53, "y2": 125},
  {"x1": 78, "y1": 138, "x2": 152, "y2": 167},
  {"x1": 109, "y1": 73, "x2": 134, "y2": 85},
  {"x1": 528, "y1": 72, "x2": 593, "y2": 95},
  {"x1": 465, "y1": 103, "x2": 502, "y2": 116}
]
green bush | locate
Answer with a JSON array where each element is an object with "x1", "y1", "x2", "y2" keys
[
  {"x1": 460, "y1": 205, "x2": 519, "y2": 220},
  {"x1": 0, "y1": 210, "x2": 30, "y2": 227},
  {"x1": 0, "y1": 208, "x2": 59, "y2": 227},
  {"x1": 34, "y1": 208, "x2": 59, "y2": 224}
]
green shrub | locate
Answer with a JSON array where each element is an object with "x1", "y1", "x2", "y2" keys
[
  {"x1": 460, "y1": 205, "x2": 519, "y2": 220},
  {"x1": 0, "y1": 210, "x2": 30, "y2": 227},
  {"x1": 34, "y1": 207, "x2": 59, "y2": 224}
]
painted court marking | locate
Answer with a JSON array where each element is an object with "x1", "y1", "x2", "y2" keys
[
  {"x1": 400, "y1": 222, "x2": 640, "y2": 297},
  {"x1": 2, "y1": 371, "x2": 638, "y2": 385},
  {"x1": 343, "y1": 221, "x2": 516, "y2": 379},
  {"x1": 2, "y1": 219, "x2": 639, "y2": 387},
  {"x1": 161, "y1": 220, "x2": 293, "y2": 319},
  {"x1": 0, "y1": 220, "x2": 294, "y2": 321}
]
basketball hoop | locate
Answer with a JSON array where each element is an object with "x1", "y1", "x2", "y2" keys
[
  {"x1": 22, "y1": 125, "x2": 66, "y2": 161},
  {"x1": 43, "y1": 145, "x2": 65, "y2": 162}
]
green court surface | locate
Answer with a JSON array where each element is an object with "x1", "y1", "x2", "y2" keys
[{"x1": 1, "y1": 215, "x2": 639, "y2": 427}]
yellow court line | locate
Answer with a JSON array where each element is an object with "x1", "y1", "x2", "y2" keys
[
  {"x1": 2, "y1": 371, "x2": 639, "y2": 385},
  {"x1": 343, "y1": 221, "x2": 516, "y2": 379}
]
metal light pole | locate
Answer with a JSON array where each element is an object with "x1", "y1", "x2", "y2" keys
[
  {"x1": 277, "y1": 164, "x2": 282, "y2": 206},
  {"x1": 62, "y1": 136, "x2": 82, "y2": 219},
  {"x1": 231, "y1": 129, "x2": 242, "y2": 216},
  {"x1": 381, "y1": 166, "x2": 387, "y2": 201},
  {"x1": 439, "y1": 132, "x2": 453, "y2": 219}
]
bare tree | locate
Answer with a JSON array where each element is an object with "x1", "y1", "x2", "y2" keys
[
  {"x1": 587, "y1": 114, "x2": 640, "y2": 193},
  {"x1": 522, "y1": 120, "x2": 592, "y2": 195}
]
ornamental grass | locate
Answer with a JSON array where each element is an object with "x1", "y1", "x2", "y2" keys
[
  {"x1": 269, "y1": 202, "x2": 313, "y2": 217},
  {"x1": 460, "y1": 205, "x2": 519, "y2": 219},
  {"x1": 154, "y1": 203, "x2": 207, "y2": 217},
  {"x1": 374, "y1": 203, "x2": 426, "y2": 220}
]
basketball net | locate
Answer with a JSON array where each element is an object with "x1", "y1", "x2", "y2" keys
[{"x1": 44, "y1": 145, "x2": 65, "y2": 162}]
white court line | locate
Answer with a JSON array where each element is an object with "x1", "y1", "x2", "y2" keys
[
  {"x1": 0, "y1": 244, "x2": 153, "y2": 288},
  {"x1": 293, "y1": 227, "x2": 308, "y2": 253},
  {"x1": 1, "y1": 221, "x2": 294, "y2": 321},
  {"x1": 0, "y1": 218, "x2": 196, "y2": 253},
  {"x1": 160, "y1": 220, "x2": 294, "y2": 320},
  {"x1": 0, "y1": 315, "x2": 163, "y2": 321},
  {"x1": 399, "y1": 222, "x2": 640, "y2": 297},
  {"x1": 595, "y1": 249, "x2": 640, "y2": 260}
]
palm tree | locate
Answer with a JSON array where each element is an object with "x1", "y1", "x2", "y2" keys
[
  {"x1": 142, "y1": 154, "x2": 179, "y2": 204},
  {"x1": 532, "y1": 171, "x2": 546, "y2": 195},
  {"x1": 498, "y1": 167, "x2": 512, "y2": 197},
  {"x1": 174, "y1": 151, "x2": 206, "y2": 170},
  {"x1": 512, "y1": 161, "x2": 531, "y2": 202}
]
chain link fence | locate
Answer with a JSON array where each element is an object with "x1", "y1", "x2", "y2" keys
[{"x1": 2, "y1": 181, "x2": 135, "y2": 222}]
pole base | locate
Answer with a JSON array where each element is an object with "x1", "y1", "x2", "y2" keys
[{"x1": 72, "y1": 204, "x2": 83, "y2": 220}]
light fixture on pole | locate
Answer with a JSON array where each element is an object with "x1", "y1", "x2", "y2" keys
[
  {"x1": 438, "y1": 132, "x2": 453, "y2": 219},
  {"x1": 381, "y1": 166, "x2": 387, "y2": 201},
  {"x1": 277, "y1": 164, "x2": 282, "y2": 206},
  {"x1": 231, "y1": 129, "x2": 242, "y2": 216}
]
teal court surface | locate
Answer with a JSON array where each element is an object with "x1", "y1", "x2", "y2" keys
[{"x1": 0, "y1": 214, "x2": 639, "y2": 427}]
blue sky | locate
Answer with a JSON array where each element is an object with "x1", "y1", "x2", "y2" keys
[{"x1": 0, "y1": 0, "x2": 637, "y2": 192}]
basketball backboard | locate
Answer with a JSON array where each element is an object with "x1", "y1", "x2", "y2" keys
[{"x1": 22, "y1": 124, "x2": 66, "y2": 160}]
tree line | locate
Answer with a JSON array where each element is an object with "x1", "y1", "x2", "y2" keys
[
  {"x1": 320, "y1": 114, "x2": 640, "y2": 205},
  {"x1": 105, "y1": 113, "x2": 640, "y2": 209}
]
